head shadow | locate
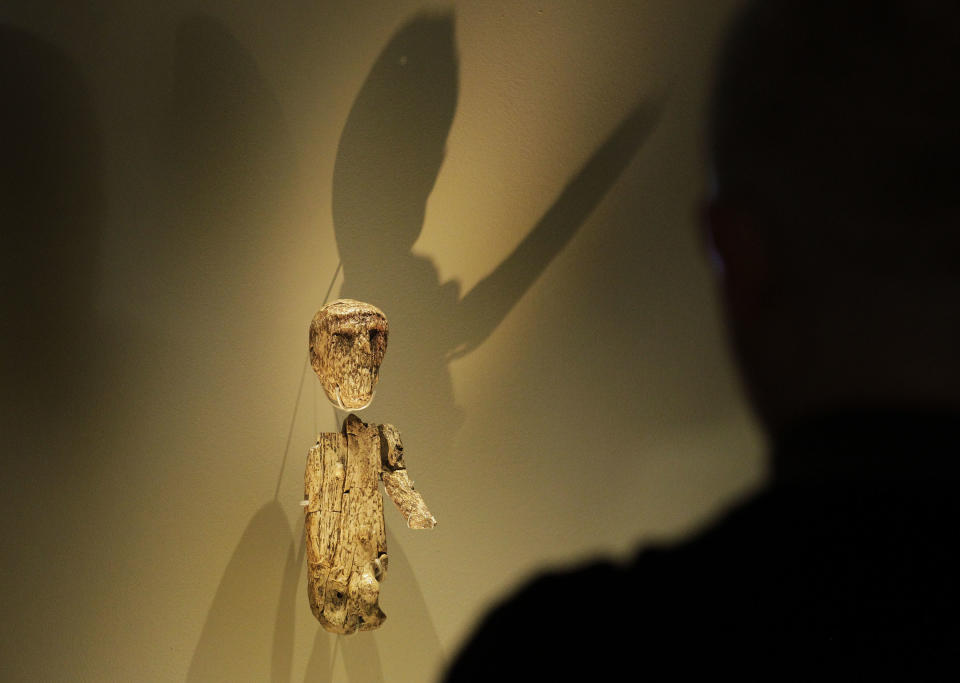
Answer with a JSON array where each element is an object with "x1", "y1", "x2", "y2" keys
[
  {"x1": 332, "y1": 10, "x2": 458, "y2": 274},
  {"x1": 327, "y1": 9, "x2": 660, "y2": 452}
]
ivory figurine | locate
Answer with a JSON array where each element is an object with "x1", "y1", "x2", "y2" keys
[{"x1": 304, "y1": 299, "x2": 436, "y2": 634}]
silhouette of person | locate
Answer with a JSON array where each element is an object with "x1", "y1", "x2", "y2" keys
[{"x1": 444, "y1": 1, "x2": 960, "y2": 678}]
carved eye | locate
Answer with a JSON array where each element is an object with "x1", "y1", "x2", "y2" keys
[
  {"x1": 369, "y1": 329, "x2": 380, "y2": 346},
  {"x1": 333, "y1": 332, "x2": 352, "y2": 346}
]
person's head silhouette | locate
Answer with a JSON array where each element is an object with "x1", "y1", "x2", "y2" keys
[
  {"x1": 702, "y1": 0, "x2": 960, "y2": 435},
  {"x1": 444, "y1": 4, "x2": 960, "y2": 679}
]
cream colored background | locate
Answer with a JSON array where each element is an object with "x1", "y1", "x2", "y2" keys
[{"x1": 0, "y1": 1, "x2": 761, "y2": 681}]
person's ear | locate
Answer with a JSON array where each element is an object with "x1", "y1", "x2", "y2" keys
[{"x1": 700, "y1": 199, "x2": 772, "y2": 323}]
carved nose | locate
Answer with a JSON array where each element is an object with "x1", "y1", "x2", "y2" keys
[{"x1": 356, "y1": 334, "x2": 372, "y2": 355}]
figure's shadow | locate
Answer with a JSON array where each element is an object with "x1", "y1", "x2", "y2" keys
[
  {"x1": 330, "y1": 7, "x2": 661, "y2": 537},
  {"x1": 187, "y1": 500, "x2": 303, "y2": 682}
]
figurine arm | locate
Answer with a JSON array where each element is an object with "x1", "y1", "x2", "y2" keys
[{"x1": 378, "y1": 424, "x2": 437, "y2": 529}]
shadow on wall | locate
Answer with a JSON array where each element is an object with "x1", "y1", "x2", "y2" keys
[
  {"x1": 0, "y1": 23, "x2": 121, "y2": 676},
  {"x1": 331, "y1": 9, "x2": 661, "y2": 516},
  {"x1": 187, "y1": 501, "x2": 302, "y2": 682},
  {"x1": 0, "y1": 25, "x2": 103, "y2": 441},
  {"x1": 158, "y1": 10, "x2": 297, "y2": 336},
  {"x1": 168, "y1": 14, "x2": 318, "y2": 683}
]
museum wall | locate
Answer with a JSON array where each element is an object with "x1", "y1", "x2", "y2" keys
[{"x1": 0, "y1": 1, "x2": 760, "y2": 680}]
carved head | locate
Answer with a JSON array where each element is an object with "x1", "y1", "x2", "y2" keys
[{"x1": 309, "y1": 299, "x2": 389, "y2": 410}]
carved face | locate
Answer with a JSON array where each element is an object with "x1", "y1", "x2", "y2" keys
[{"x1": 309, "y1": 299, "x2": 389, "y2": 410}]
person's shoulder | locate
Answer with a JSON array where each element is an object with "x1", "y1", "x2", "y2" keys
[
  {"x1": 441, "y1": 555, "x2": 639, "y2": 681},
  {"x1": 441, "y1": 490, "x2": 809, "y2": 681},
  {"x1": 443, "y1": 483, "x2": 960, "y2": 680},
  {"x1": 441, "y1": 495, "x2": 770, "y2": 681}
]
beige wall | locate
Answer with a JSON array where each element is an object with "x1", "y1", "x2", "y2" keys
[{"x1": 0, "y1": 1, "x2": 761, "y2": 680}]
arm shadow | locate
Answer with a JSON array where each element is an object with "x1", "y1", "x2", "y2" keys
[{"x1": 453, "y1": 99, "x2": 663, "y2": 357}]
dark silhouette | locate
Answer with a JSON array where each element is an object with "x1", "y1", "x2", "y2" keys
[
  {"x1": 0, "y1": 25, "x2": 103, "y2": 440},
  {"x1": 445, "y1": 1, "x2": 960, "y2": 678},
  {"x1": 0, "y1": 25, "x2": 122, "y2": 672},
  {"x1": 330, "y1": 10, "x2": 660, "y2": 544}
]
